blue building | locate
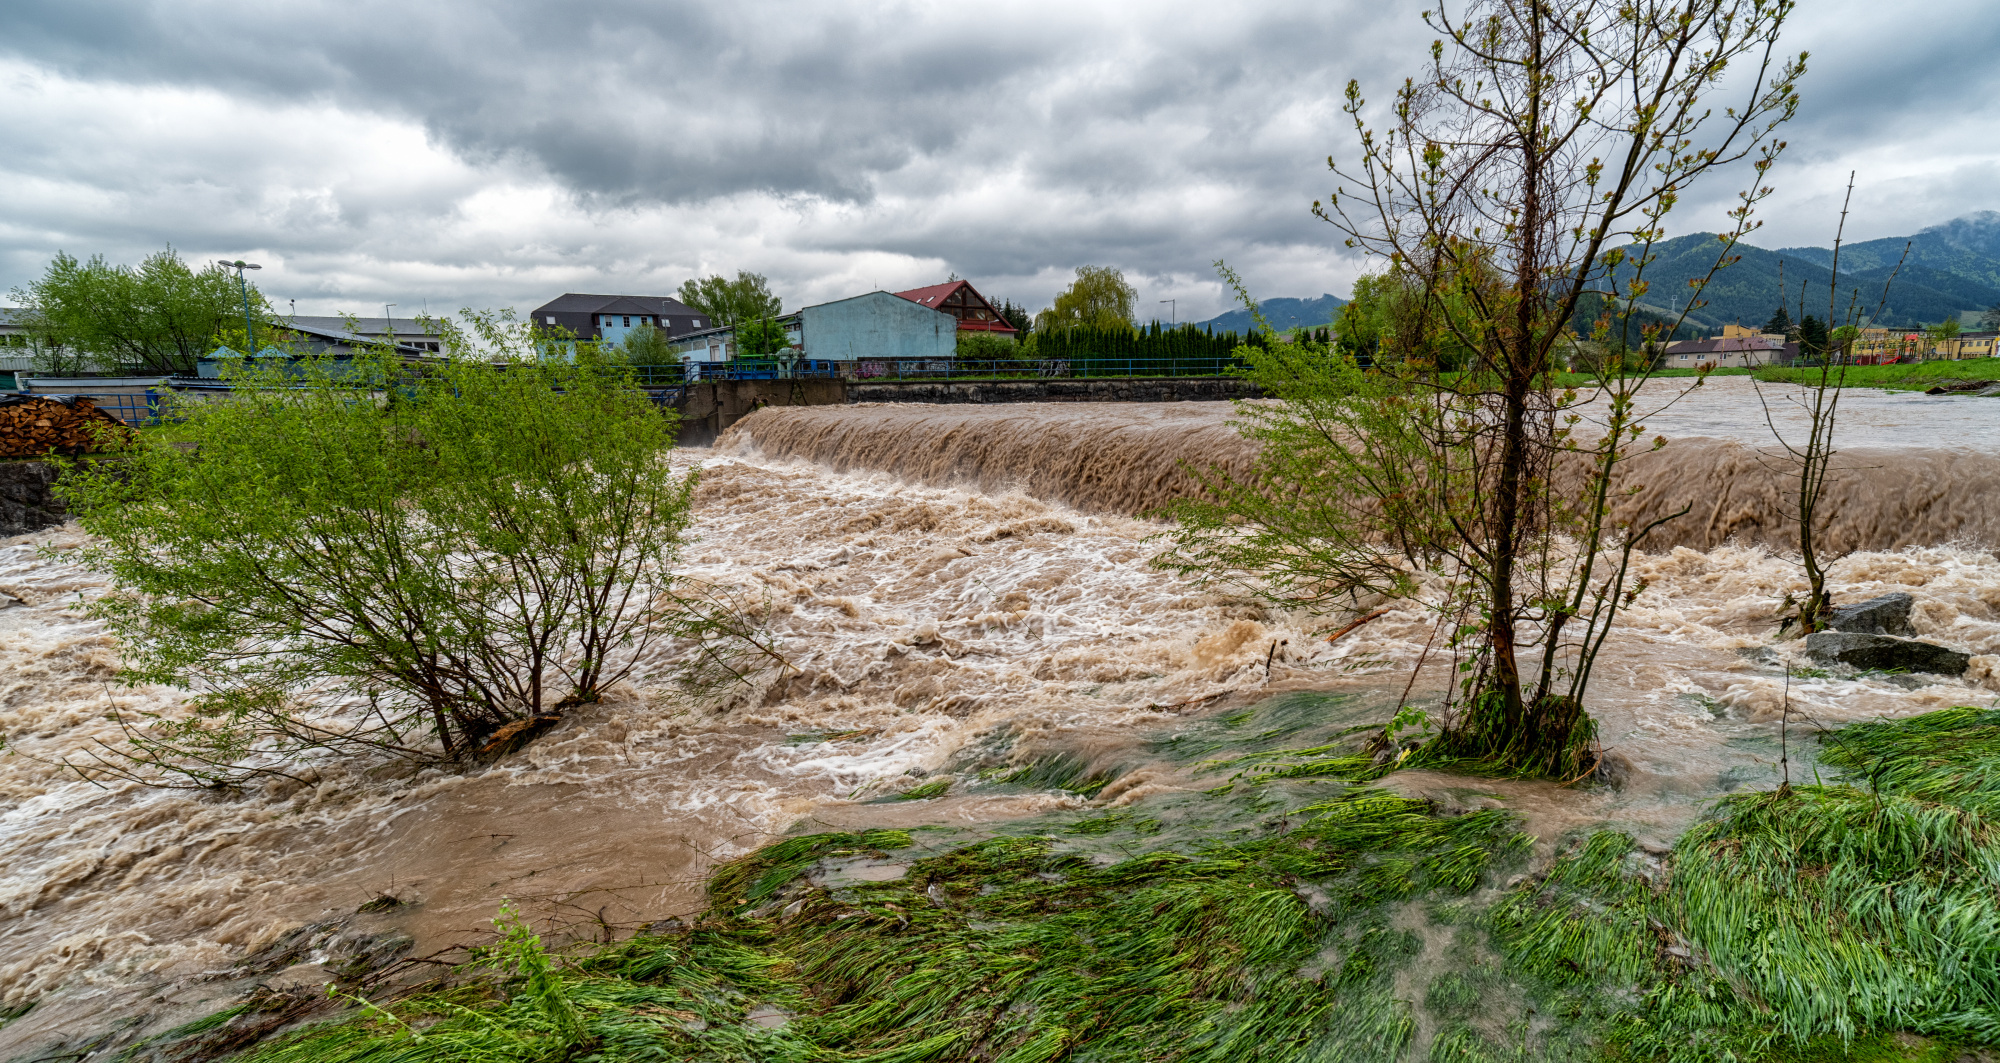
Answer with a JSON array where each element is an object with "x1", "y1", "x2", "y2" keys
[{"x1": 674, "y1": 290, "x2": 956, "y2": 365}]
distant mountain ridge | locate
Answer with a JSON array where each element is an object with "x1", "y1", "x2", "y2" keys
[
  {"x1": 1612, "y1": 211, "x2": 2000, "y2": 331},
  {"x1": 1197, "y1": 294, "x2": 1345, "y2": 333},
  {"x1": 1195, "y1": 213, "x2": 1999, "y2": 337}
]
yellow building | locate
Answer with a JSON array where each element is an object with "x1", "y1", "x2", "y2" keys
[
  {"x1": 1933, "y1": 330, "x2": 1999, "y2": 360},
  {"x1": 1848, "y1": 327, "x2": 1923, "y2": 364}
]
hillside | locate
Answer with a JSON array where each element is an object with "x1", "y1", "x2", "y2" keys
[
  {"x1": 1614, "y1": 213, "x2": 2000, "y2": 331},
  {"x1": 1198, "y1": 293, "x2": 1344, "y2": 333},
  {"x1": 1202, "y1": 213, "x2": 1999, "y2": 338}
]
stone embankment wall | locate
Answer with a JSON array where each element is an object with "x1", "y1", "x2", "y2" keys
[{"x1": 0, "y1": 461, "x2": 66, "y2": 538}]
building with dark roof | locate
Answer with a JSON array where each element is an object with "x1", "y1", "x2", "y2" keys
[
  {"x1": 1660, "y1": 334, "x2": 1796, "y2": 369},
  {"x1": 894, "y1": 281, "x2": 1018, "y2": 336},
  {"x1": 529, "y1": 294, "x2": 709, "y2": 347}
]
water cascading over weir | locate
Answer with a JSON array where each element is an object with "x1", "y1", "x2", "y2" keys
[{"x1": 715, "y1": 382, "x2": 2000, "y2": 553}]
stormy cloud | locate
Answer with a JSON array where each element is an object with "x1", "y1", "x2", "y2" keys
[{"x1": 1, "y1": 0, "x2": 1994, "y2": 320}]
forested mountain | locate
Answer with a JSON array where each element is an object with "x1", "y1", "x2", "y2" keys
[
  {"x1": 1198, "y1": 294, "x2": 1344, "y2": 333},
  {"x1": 1206, "y1": 214, "x2": 1997, "y2": 339},
  {"x1": 1611, "y1": 213, "x2": 2000, "y2": 331}
]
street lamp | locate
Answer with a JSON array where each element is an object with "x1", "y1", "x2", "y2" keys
[
  {"x1": 217, "y1": 260, "x2": 262, "y2": 357},
  {"x1": 1160, "y1": 299, "x2": 1175, "y2": 328}
]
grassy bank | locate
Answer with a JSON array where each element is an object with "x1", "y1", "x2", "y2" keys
[
  {"x1": 99, "y1": 701, "x2": 2000, "y2": 1063},
  {"x1": 1752, "y1": 357, "x2": 2000, "y2": 390}
]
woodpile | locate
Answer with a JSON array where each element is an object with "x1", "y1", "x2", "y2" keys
[{"x1": 0, "y1": 395, "x2": 135, "y2": 459}]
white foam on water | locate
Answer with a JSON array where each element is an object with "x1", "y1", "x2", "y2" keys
[{"x1": 2, "y1": 393, "x2": 1997, "y2": 1046}]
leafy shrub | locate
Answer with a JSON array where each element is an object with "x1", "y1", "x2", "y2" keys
[{"x1": 58, "y1": 313, "x2": 726, "y2": 785}]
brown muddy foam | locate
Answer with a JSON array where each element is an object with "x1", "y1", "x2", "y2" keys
[
  {"x1": 719, "y1": 377, "x2": 2000, "y2": 552},
  {"x1": 4, "y1": 386, "x2": 1999, "y2": 1049}
]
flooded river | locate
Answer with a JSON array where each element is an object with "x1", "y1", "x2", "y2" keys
[{"x1": 2, "y1": 377, "x2": 1997, "y2": 1051}]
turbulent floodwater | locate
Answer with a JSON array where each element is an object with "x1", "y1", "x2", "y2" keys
[
  {"x1": 722, "y1": 376, "x2": 2000, "y2": 552},
  {"x1": 3, "y1": 379, "x2": 1999, "y2": 1050}
]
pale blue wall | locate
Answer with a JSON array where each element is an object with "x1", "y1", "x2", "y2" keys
[{"x1": 798, "y1": 292, "x2": 955, "y2": 361}]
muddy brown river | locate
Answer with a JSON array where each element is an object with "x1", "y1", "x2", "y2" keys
[{"x1": 2, "y1": 377, "x2": 1997, "y2": 1050}]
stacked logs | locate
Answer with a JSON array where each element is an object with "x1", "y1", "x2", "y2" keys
[{"x1": 0, "y1": 395, "x2": 135, "y2": 459}]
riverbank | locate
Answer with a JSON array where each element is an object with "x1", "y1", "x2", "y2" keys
[
  {"x1": 94, "y1": 699, "x2": 2000, "y2": 1063},
  {"x1": 1751, "y1": 357, "x2": 2000, "y2": 391}
]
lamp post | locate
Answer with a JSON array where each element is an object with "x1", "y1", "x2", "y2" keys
[
  {"x1": 1160, "y1": 299, "x2": 1175, "y2": 328},
  {"x1": 217, "y1": 260, "x2": 262, "y2": 356}
]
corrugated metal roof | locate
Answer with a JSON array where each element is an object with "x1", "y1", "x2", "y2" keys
[{"x1": 289, "y1": 315, "x2": 443, "y2": 337}]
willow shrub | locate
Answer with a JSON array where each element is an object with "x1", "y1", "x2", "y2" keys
[{"x1": 58, "y1": 334, "x2": 702, "y2": 785}]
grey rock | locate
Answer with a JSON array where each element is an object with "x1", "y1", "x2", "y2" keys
[
  {"x1": 1827, "y1": 592, "x2": 1915, "y2": 636},
  {"x1": 1804, "y1": 631, "x2": 1970, "y2": 676}
]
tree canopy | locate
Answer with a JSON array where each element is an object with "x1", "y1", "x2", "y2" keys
[
  {"x1": 678, "y1": 272, "x2": 782, "y2": 326},
  {"x1": 1036, "y1": 266, "x2": 1136, "y2": 332},
  {"x1": 9, "y1": 248, "x2": 264, "y2": 375}
]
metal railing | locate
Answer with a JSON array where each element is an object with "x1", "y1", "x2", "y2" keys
[{"x1": 57, "y1": 391, "x2": 177, "y2": 426}]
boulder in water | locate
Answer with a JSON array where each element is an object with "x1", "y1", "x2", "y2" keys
[
  {"x1": 1804, "y1": 631, "x2": 1970, "y2": 676},
  {"x1": 1826, "y1": 592, "x2": 1916, "y2": 636}
]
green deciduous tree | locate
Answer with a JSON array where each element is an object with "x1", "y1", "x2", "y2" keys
[
  {"x1": 736, "y1": 316, "x2": 791, "y2": 358},
  {"x1": 56, "y1": 315, "x2": 748, "y2": 786},
  {"x1": 9, "y1": 248, "x2": 263, "y2": 375},
  {"x1": 618, "y1": 322, "x2": 679, "y2": 366},
  {"x1": 1163, "y1": 0, "x2": 1801, "y2": 779},
  {"x1": 1925, "y1": 316, "x2": 1961, "y2": 356},
  {"x1": 956, "y1": 331, "x2": 1020, "y2": 360},
  {"x1": 678, "y1": 272, "x2": 782, "y2": 327},
  {"x1": 1036, "y1": 266, "x2": 1136, "y2": 332}
]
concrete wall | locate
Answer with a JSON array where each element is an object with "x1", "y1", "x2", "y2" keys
[
  {"x1": 666, "y1": 378, "x2": 848, "y2": 446},
  {"x1": 799, "y1": 291, "x2": 956, "y2": 362},
  {"x1": 844, "y1": 376, "x2": 1263, "y2": 404}
]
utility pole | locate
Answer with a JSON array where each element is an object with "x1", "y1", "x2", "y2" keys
[{"x1": 218, "y1": 260, "x2": 262, "y2": 356}]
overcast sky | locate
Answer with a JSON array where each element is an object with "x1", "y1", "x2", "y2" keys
[{"x1": 2, "y1": 0, "x2": 1996, "y2": 323}]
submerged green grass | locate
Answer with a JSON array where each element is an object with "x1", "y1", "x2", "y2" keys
[
  {"x1": 1496, "y1": 706, "x2": 2000, "y2": 1061},
  {"x1": 189, "y1": 703, "x2": 2000, "y2": 1063}
]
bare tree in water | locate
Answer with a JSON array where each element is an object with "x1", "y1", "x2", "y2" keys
[
  {"x1": 1757, "y1": 174, "x2": 1908, "y2": 637},
  {"x1": 1310, "y1": 0, "x2": 1803, "y2": 775}
]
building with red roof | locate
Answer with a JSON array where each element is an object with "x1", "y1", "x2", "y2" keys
[{"x1": 894, "y1": 280, "x2": 1018, "y2": 336}]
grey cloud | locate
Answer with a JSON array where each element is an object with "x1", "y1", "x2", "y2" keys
[
  {"x1": 1, "y1": 0, "x2": 1994, "y2": 321},
  {"x1": 0, "y1": 0, "x2": 1405, "y2": 208}
]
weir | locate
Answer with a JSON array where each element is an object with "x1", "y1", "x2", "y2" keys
[
  {"x1": 665, "y1": 375, "x2": 1260, "y2": 446},
  {"x1": 719, "y1": 378, "x2": 2000, "y2": 553}
]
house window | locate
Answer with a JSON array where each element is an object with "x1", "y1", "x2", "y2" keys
[
  {"x1": 545, "y1": 315, "x2": 555, "y2": 325},
  {"x1": 622, "y1": 316, "x2": 631, "y2": 327}
]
